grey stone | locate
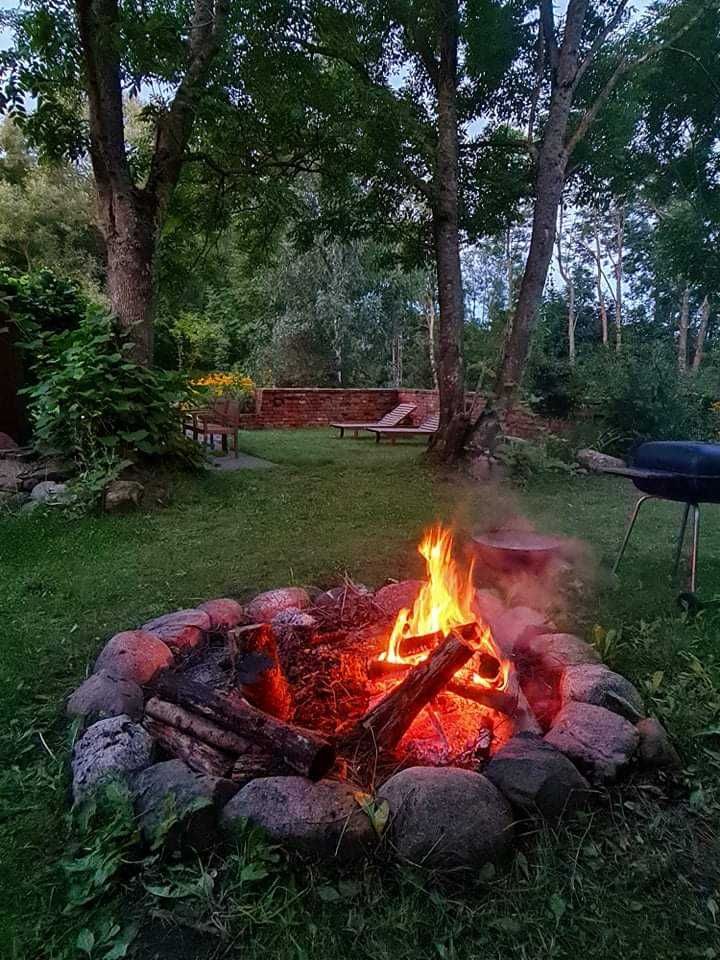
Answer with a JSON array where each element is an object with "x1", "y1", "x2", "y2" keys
[
  {"x1": 545, "y1": 702, "x2": 640, "y2": 784},
  {"x1": 560, "y1": 664, "x2": 644, "y2": 722},
  {"x1": 0, "y1": 431, "x2": 18, "y2": 450},
  {"x1": 30, "y1": 480, "x2": 68, "y2": 502},
  {"x1": 198, "y1": 598, "x2": 245, "y2": 631},
  {"x1": 491, "y1": 606, "x2": 551, "y2": 658},
  {"x1": 484, "y1": 733, "x2": 590, "y2": 821},
  {"x1": 71, "y1": 714, "x2": 154, "y2": 802},
  {"x1": 104, "y1": 479, "x2": 144, "y2": 512},
  {"x1": 576, "y1": 449, "x2": 625, "y2": 473},
  {"x1": 142, "y1": 609, "x2": 211, "y2": 651},
  {"x1": 516, "y1": 632, "x2": 601, "y2": 673},
  {"x1": 471, "y1": 589, "x2": 505, "y2": 629},
  {"x1": 373, "y1": 580, "x2": 423, "y2": 618},
  {"x1": 95, "y1": 630, "x2": 173, "y2": 684},
  {"x1": 245, "y1": 588, "x2": 311, "y2": 622},
  {"x1": 67, "y1": 671, "x2": 144, "y2": 722},
  {"x1": 220, "y1": 777, "x2": 377, "y2": 861},
  {"x1": 133, "y1": 759, "x2": 236, "y2": 849},
  {"x1": 378, "y1": 766, "x2": 513, "y2": 870},
  {"x1": 18, "y1": 456, "x2": 74, "y2": 491},
  {"x1": 636, "y1": 718, "x2": 681, "y2": 769}
]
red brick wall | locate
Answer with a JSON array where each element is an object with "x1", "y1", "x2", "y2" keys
[{"x1": 237, "y1": 387, "x2": 570, "y2": 439}]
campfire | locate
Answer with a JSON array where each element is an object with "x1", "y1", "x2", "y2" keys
[
  {"x1": 69, "y1": 521, "x2": 668, "y2": 868},
  {"x1": 128, "y1": 525, "x2": 545, "y2": 787}
]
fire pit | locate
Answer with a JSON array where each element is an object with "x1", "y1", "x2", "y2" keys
[{"x1": 66, "y1": 526, "x2": 680, "y2": 869}]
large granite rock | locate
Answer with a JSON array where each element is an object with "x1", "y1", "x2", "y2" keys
[
  {"x1": 545, "y1": 702, "x2": 639, "y2": 784},
  {"x1": 636, "y1": 717, "x2": 681, "y2": 769},
  {"x1": 491, "y1": 606, "x2": 551, "y2": 658},
  {"x1": 133, "y1": 760, "x2": 236, "y2": 849},
  {"x1": 484, "y1": 733, "x2": 590, "y2": 821},
  {"x1": 142, "y1": 609, "x2": 211, "y2": 651},
  {"x1": 30, "y1": 480, "x2": 69, "y2": 503},
  {"x1": 560, "y1": 664, "x2": 644, "y2": 722},
  {"x1": 67, "y1": 671, "x2": 144, "y2": 722},
  {"x1": 221, "y1": 777, "x2": 377, "y2": 861},
  {"x1": 378, "y1": 766, "x2": 513, "y2": 870},
  {"x1": 104, "y1": 479, "x2": 144, "y2": 512},
  {"x1": 373, "y1": 580, "x2": 423, "y2": 619},
  {"x1": 516, "y1": 633, "x2": 601, "y2": 674},
  {"x1": 245, "y1": 588, "x2": 311, "y2": 623},
  {"x1": 95, "y1": 630, "x2": 173, "y2": 684},
  {"x1": 576, "y1": 449, "x2": 625, "y2": 473},
  {"x1": 197, "y1": 598, "x2": 245, "y2": 631},
  {"x1": 471, "y1": 589, "x2": 505, "y2": 629},
  {"x1": 71, "y1": 715, "x2": 154, "y2": 802}
]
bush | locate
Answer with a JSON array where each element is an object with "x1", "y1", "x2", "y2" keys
[
  {"x1": 496, "y1": 435, "x2": 577, "y2": 486},
  {"x1": 578, "y1": 344, "x2": 717, "y2": 454},
  {"x1": 191, "y1": 370, "x2": 256, "y2": 410},
  {"x1": 21, "y1": 311, "x2": 202, "y2": 468}
]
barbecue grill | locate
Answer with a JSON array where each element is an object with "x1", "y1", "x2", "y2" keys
[{"x1": 605, "y1": 441, "x2": 720, "y2": 593}]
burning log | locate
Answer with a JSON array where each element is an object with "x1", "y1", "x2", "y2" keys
[
  {"x1": 339, "y1": 627, "x2": 476, "y2": 755},
  {"x1": 447, "y1": 676, "x2": 541, "y2": 735},
  {"x1": 154, "y1": 676, "x2": 335, "y2": 780},
  {"x1": 143, "y1": 718, "x2": 234, "y2": 778},
  {"x1": 233, "y1": 623, "x2": 294, "y2": 720},
  {"x1": 394, "y1": 628, "x2": 443, "y2": 659}
]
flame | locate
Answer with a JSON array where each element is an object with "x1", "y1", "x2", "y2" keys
[{"x1": 381, "y1": 525, "x2": 509, "y2": 690}]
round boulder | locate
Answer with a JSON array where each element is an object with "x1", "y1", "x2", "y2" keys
[
  {"x1": 197, "y1": 598, "x2": 245, "y2": 631},
  {"x1": 545, "y1": 702, "x2": 639, "y2": 784},
  {"x1": 71, "y1": 714, "x2": 154, "y2": 803},
  {"x1": 30, "y1": 480, "x2": 69, "y2": 503},
  {"x1": 636, "y1": 717, "x2": 681, "y2": 769},
  {"x1": 491, "y1": 606, "x2": 551, "y2": 659},
  {"x1": 516, "y1": 633, "x2": 601, "y2": 673},
  {"x1": 221, "y1": 777, "x2": 377, "y2": 861},
  {"x1": 245, "y1": 588, "x2": 311, "y2": 623},
  {"x1": 373, "y1": 580, "x2": 423, "y2": 618},
  {"x1": 103, "y1": 479, "x2": 144, "y2": 512},
  {"x1": 378, "y1": 766, "x2": 513, "y2": 870},
  {"x1": 560, "y1": 664, "x2": 644, "y2": 722},
  {"x1": 484, "y1": 733, "x2": 590, "y2": 821},
  {"x1": 133, "y1": 759, "x2": 236, "y2": 849},
  {"x1": 66, "y1": 671, "x2": 144, "y2": 722},
  {"x1": 95, "y1": 630, "x2": 173, "y2": 684},
  {"x1": 142, "y1": 609, "x2": 211, "y2": 651}
]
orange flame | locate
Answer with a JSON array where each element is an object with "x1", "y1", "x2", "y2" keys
[{"x1": 381, "y1": 525, "x2": 509, "y2": 690}]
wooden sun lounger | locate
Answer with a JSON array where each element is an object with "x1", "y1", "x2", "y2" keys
[
  {"x1": 330, "y1": 402, "x2": 416, "y2": 438},
  {"x1": 372, "y1": 413, "x2": 440, "y2": 444}
]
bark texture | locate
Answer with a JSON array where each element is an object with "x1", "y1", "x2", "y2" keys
[
  {"x1": 75, "y1": 0, "x2": 228, "y2": 363},
  {"x1": 678, "y1": 284, "x2": 690, "y2": 372},
  {"x1": 692, "y1": 295, "x2": 711, "y2": 372}
]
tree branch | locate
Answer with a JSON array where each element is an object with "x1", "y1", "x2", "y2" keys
[
  {"x1": 145, "y1": 0, "x2": 230, "y2": 213},
  {"x1": 539, "y1": 0, "x2": 559, "y2": 72},
  {"x1": 566, "y1": 3, "x2": 708, "y2": 156},
  {"x1": 572, "y1": 0, "x2": 629, "y2": 91}
]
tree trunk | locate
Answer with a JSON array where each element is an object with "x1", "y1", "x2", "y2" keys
[
  {"x1": 101, "y1": 190, "x2": 158, "y2": 363},
  {"x1": 613, "y1": 203, "x2": 624, "y2": 353},
  {"x1": 425, "y1": 280, "x2": 439, "y2": 390},
  {"x1": 692, "y1": 295, "x2": 711, "y2": 372},
  {"x1": 555, "y1": 203, "x2": 576, "y2": 364},
  {"x1": 427, "y1": 0, "x2": 467, "y2": 463},
  {"x1": 594, "y1": 219, "x2": 609, "y2": 346},
  {"x1": 678, "y1": 284, "x2": 690, "y2": 373}
]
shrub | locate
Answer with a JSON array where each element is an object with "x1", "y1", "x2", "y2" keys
[
  {"x1": 21, "y1": 311, "x2": 202, "y2": 467},
  {"x1": 496, "y1": 435, "x2": 576, "y2": 486},
  {"x1": 191, "y1": 370, "x2": 256, "y2": 410},
  {"x1": 578, "y1": 344, "x2": 717, "y2": 454}
]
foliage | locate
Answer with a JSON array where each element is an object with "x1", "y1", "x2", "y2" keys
[
  {"x1": 192, "y1": 371, "x2": 256, "y2": 409},
  {"x1": 20, "y1": 312, "x2": 202, "y2": 467},
  {"x1": 495, "y1": 435, "x2": 576, "y2": 486},
  {"x1": 0, "y1": 264, "x2": 88, "y2": 339},
  {"x1": 578, "y1": 344, "x2": 718, "y2": 452}
]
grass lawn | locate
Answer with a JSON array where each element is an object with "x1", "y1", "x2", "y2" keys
[{"x1": 2, "y1": 429, "x2": 719, "y2": 959}]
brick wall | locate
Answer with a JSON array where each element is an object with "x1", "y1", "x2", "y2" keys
[{"x1": 237, "y1": 387, "x2": 570, "y2": 438}]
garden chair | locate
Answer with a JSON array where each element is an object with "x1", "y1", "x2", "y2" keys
[
  {"x1": 190, "y1": 399, "x2": 243, "y2": 457},
  {"x1": 330, "y1": 402, "x2": 416, "y2": 438},
  {"x1": 371, "y1": 412, "x2": 440, "y2": 444}
]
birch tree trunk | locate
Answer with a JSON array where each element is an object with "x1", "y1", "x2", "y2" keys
[
  {"x1": 677, "y1": 284, "x2": 690, "y2": 373},
  {"x1": 556, "y1": 204, "x2": 576, "y2": 364},
  {"x1": 613, "y1": 203, "x2": 624, "y2": 353},
  {"x1": 692, "y1": 295, "x2": 711, "y2": 372},
  {"x1": 594, "y1": 219, "x2": 609, "y2": 346}
]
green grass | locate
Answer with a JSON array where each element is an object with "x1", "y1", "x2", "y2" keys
[{"x1": 1, "y1": 429, "x2": 719, "y2": 959}]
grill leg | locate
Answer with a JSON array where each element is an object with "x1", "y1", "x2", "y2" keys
[
  {"x1": 672, "y1": 502, "x2": 691, "y2": 581},
  {"x1": 612, "y1": 495, "x2": 653, "y2": 575},
  {"x1": 690, "y1": 504, "x2": 700, "y2": 594}
]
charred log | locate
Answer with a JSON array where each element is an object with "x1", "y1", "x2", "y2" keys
[
  {"x1": 339, "y1": 628, "x2": 476, "y2": 755},
  {"x1": 143, "y1": 717, "x2": 234, "y2": 778},
  {"x1": 154, "y1": 675, "x2": 335, "y2": 780},
  {"x1": 233, "y1": 624, "x2": 293, "y2": 720}
]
